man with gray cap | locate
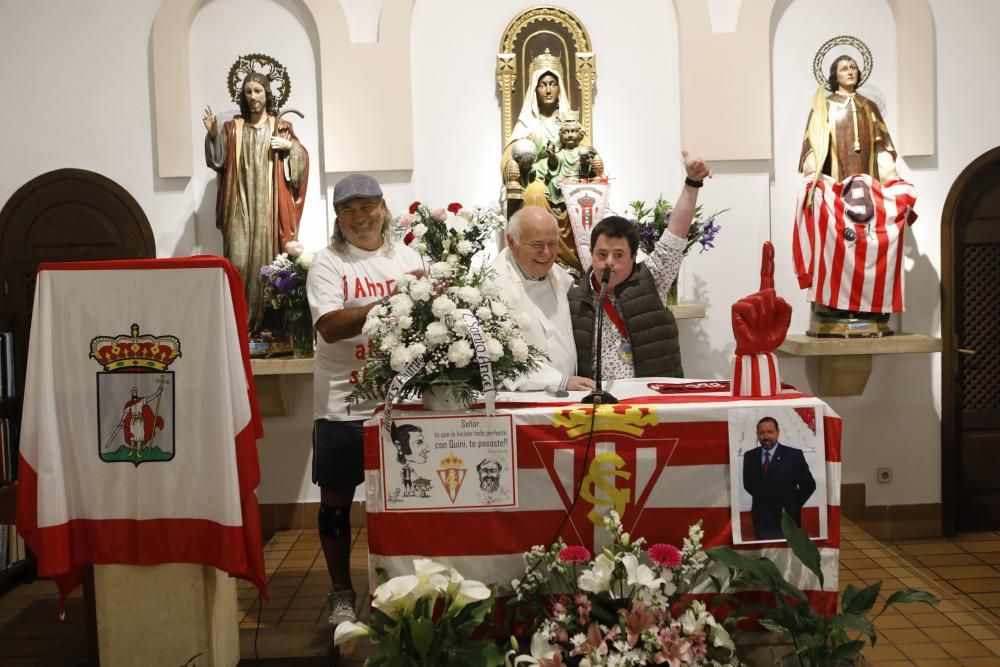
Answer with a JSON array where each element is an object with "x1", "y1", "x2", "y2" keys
[{"x1": 306, "y1": 173, "x2": 423, "y2": 627}]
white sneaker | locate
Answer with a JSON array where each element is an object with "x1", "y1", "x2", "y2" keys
[{"x1": 328, "y1": 589, "x2": 357, "y2": 627}]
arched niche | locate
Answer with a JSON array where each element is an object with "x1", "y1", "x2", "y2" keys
[
  {"x1": 151, "y1": 0, "x2": 413, "y2": 178},
  {"x1": 672, "y1": 0, "x2": 934, "y2": 161}
]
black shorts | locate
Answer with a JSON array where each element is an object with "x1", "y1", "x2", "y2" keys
[{"x1": 312, "y1": 419, "x2": 366, "y2": 490}]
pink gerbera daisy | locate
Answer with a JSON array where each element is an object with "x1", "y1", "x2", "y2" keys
[
  {"x1": 649, "y1": 543, "x2": 683, "y2": 568},
  {"x1": 558, "y1": 545, "x2": 591, "y2": 564}
]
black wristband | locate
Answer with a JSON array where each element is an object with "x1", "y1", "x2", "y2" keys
[{"x1": 685, "y1": 177, "x2": 704, "y2": 189}]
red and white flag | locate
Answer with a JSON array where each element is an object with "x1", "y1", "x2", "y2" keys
[
  {"x1": 16, "y1": 257, "x2": 266, "y2": 610},
  {"x1": 365, "y1": 392, "x2": 842, "y2": 615},
  {"x1": 793, "y1": 174, "x2": 917, "y2": 313}
]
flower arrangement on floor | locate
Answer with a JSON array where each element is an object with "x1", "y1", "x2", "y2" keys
[
  {"x1": 348, "y1": 201, "x2": 544, "y2": 407},
  {"x1": 333, "y1": 558, "x2": 505, "y2": 667},
  {"x1": 505, "y1": 511, "x2": 740, "y2": 666},
  {"x1": 627, "y1": 198, "x2": 727, "y2": 258},
  {"x1": 260, "y1": 241, "x2": 315, "y2": 356}
]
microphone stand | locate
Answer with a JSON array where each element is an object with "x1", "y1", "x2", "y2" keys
[{"x1": 582, "y1": 268, "x2": 618, "y2": 405}]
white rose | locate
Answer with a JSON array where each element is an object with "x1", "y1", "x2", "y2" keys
[
  {"x1": 408, "y1": 279, "x2": 433, "y2": 302},
  {"x1": 298, "y1": 251, "x2": 314, "y2": 269},
  {"x1": 432, "y1": 295, "x2": 457, "y2": 318},
  {"x1": 411, "y1": 223, "x2": 428, "y2": 238},
  {"x1": 456, "y1": 286, "x2": 483, "y2": 306},
  {"x1": 425, "y1": 321, "x2": 450, "y2": 346},
  {"x1": 447, "y1": 339, "x2": 474, "y2": 367},
  {"x1": 490, "y1": 301, "x2": 508, "y2": 317},
  {"x1": 510, "y1": 337, "x2": 529, "y2": 363},
  {"x1": 457, "y1": 240, "x2": 474, "y2": 255},
  {"x1": 486, "y1": 337, "x2": 504, "y2": 362},
  {"x1": 430, "y1": 261, "x2": 454, "y2": 279},
  {"x1": 475, "y1": 306, "x2": 493, "y2": 321}
]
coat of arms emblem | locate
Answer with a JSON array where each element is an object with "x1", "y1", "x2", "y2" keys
[{"x1": 90, "y1": 323, "x2": 181, "y2": 466}]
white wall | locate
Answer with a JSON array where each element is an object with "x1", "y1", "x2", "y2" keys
[{"x1": 3, "y1": 0, "x2": 999, "y2": 507}]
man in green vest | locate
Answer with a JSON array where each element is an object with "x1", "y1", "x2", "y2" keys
[{"x1": 568, "y1": 151, "x2": 711, "y2": 380}]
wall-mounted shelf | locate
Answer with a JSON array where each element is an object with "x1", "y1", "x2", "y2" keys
[
  {"x1": 777, "y1": 333, "x2": 942, "y2": 396},
  {"x1": 250, "y1": 357, "x2": 314, "y2": 416}
]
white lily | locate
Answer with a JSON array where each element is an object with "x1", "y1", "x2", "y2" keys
[
  {"x1": 333, "y1": 620, "x2": 371, "y2": 646},
  {"x1": 506, "y1": 632, "x2": 561, "y2": 666},
  {"x1": 578, "y1": 553, "x2": 615, "y2": 593},
  {"x1": 622, "y1": 553, "x2": 665, "y2": 591}
]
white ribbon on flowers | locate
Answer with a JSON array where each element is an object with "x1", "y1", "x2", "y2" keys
[
  {"x1": 381, "y1": 356, "x2": 426, "y2": 438},
  {"x1": 460, "y1": 312, "x2": 496, "y2": 416}
]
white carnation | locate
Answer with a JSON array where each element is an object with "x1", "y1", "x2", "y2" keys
[
  {"x1": 457, "y1": 286, "x2": 483, "y2": 306},
  {"x1": 430, "y1": 261, "x2": 454, "y2": 278},
  {"x1": 425, "y1": 321, "x2": 450, "y2": 346},
  {"x1": 380, "y1": 333, "x2": 400, "y2": 353},
  {"x1": 446, "y1": 253, "x2": 459, "y2": 266},
  {"x1": 447, "y1": 215, "x2": 469, "y2": 235},
  {"x1": 389, "y1": 293, "x2": 413, "y2": 316},
  {"x1": 491, "y1": 301, "x2": 508, "y2": 317},
  {"x1": 486, "y1": 337, "x2": 504, "y2": 362},
  {"x1": 510, "y1": 337, "x2": 529, "y2": 363},
  {"x1": 411, "y1": 223, "x2": 427, "y2": 238},
  {"x1": 409, "y1": 342, "x2": 427, "y2": 358},
  {"x1": 397, "y1": 273, "x2": 414, "y2": 289},
  {"x1": 389, "y1": 346, "x2": 412, "y2": 372},
  {"x1": 457, "y1": 240, "x2": 474, "y2": 255},
  {"x1": 475, "y1": 306, "x2": 492, "y2": 321},
  {"x1": 361, "y1": 314, "x2": 382, "y2": 336},
  {"x1": 447, "y1": 339, "x2": 474, "y2": 367},
  {"x1": 397, "y1": 315, "x2": 413, "y2": 330},
  {"x1": 432, "y1": 295, "x2": 457, "y2": 317},
  {"x1": 409, "y1": 279, "x2": 433, "y2": 302},
  {"x1": 414, "y1": 241, "x2": 427, "y2": 253},
  {"x1": 481, "y1": 282, "x2": 500, "y2": 299}
]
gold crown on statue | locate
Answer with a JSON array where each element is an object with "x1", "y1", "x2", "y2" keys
[
  {"x1": 439, "y1": 453, "x2": 465, "y2": 470},
  {"x1": 528, "y1": 48, "x2": 565, "y2": 84},
  {"x1": 90, "y1": 323, "x2": 182, "y2": 372},
  {"x1": 558, "y1": 109, "x2": 581, "y2": 124}
]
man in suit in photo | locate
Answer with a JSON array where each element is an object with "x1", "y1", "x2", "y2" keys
[{"x1": 742, "y1": 416, "x2": 817, "y2": 540}]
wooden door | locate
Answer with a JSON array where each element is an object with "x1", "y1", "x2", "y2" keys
[
  {"x1": 0, "y1": 168, "x2": 156, "y2": 392},
  {"x1": 942, "y1": 148, "x2": 1000, "y2": 532}
]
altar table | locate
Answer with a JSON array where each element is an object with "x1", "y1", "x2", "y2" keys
[{"x1": 364, "y1": 378, "x2": 841, "y2": 612}]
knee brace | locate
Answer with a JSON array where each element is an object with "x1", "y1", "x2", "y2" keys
[{"x1": 318, "y1": 503, "x2": 352, "y2": 538}]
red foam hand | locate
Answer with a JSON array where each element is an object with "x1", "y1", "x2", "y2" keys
[{"x1": 732, "y1": 242, "x2": 792, "y2": 355}]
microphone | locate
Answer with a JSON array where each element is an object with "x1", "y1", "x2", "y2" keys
[{"x1": 582, "y1": 266, "x2": 618, "y2": 405}]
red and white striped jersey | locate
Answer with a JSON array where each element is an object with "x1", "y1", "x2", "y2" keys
[{"x1": 793, "y1": 174, "x2": 917, "y2": 313}]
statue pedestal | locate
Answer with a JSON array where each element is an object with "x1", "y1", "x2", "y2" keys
[{"x1": 93, "y1": 563, "x2": 239, "y2": 666}]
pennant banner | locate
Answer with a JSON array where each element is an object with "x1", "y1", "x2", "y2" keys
[{"x1": 561, "y1": 179, "x2": 611, "y2": 272}]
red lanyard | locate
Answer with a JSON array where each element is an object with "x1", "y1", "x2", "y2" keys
[{"x1": 591, "y1": 273, "x2": 628, "y2": 338}]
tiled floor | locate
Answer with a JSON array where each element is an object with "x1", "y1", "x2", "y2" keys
[{"x1": 3, "y1": 517, "x2": 1000, "y2": 665}]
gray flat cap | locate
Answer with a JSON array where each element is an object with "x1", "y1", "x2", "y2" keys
[{"x1": 333, "y1": 173, "x2": 383, "y2": 206}]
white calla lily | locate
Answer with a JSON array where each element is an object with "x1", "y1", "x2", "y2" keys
[
  {"x1": 371, "y1": 574, "x2": 419, "y2": 618},
  {"x1": 411, "y1": 558, "x2": 450, "y2": 598},
  {"x1": 449, "y1": 578, "x2": 491, "y2": 611},
  {"x1": 333, "y1": 620, "x2": 371, "y2": 646}
]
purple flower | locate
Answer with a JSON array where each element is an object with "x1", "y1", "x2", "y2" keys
[
  {"x1": 698, "y1": 219, "x2": 721, "y2": 253},
  {"x1": 260, "y1": 266, "x2": 273, "y2": 277}
]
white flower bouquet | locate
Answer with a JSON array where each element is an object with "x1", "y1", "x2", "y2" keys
[
  {"x1": 505, "y1": 511, "x2": 740, "y2": 667},
  {"x1": 334, "y1": 558, "x2": 505, "y2": 666},
  {"x1": 349, "y1": 201, "x2": 543, "y2": 407}
]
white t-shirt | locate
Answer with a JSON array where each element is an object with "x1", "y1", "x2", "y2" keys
[{"x1": 307, "y1": 241, "x2": 424, "y2": 420}]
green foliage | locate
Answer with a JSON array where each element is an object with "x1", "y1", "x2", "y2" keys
[{"x1": 707, "y1": 512, "x2": 939, "y2": 667}]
